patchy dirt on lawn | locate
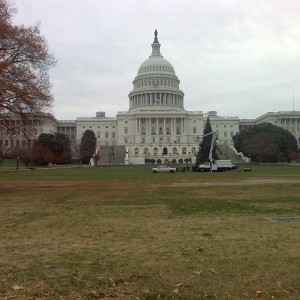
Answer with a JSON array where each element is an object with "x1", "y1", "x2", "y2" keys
[{"x1": 0, "y1": 178, "x2": 299, "y2": 189}]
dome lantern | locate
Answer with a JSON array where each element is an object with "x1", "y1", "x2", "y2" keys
[{"x1": 151, "y1": 29, "x2": 161, "y2": 56}]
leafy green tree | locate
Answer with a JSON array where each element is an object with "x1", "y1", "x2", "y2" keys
[
  {"x1": 80, "y1": 130, "x2": 96, "y2": 164},
  {"x1": 33, "y1": 133, "x2": 71, "y2": 165},
  {"x1": 243, "y1": 132, "x2": 279, "y2": 163},
  {"x1": 233, "y1": 123, "x2": 299, "y2": 163},
  {"x1": 54, "y1": 133, "x2": 71, "y2": 163},
  {"x1": 196, "y1": 117, "x2": 218, "y2": 164}
]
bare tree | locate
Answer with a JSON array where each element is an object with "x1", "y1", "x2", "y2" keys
[
  {"x1": 32, "y1": 144, "x2": 54, "y2": 166},
  {"x1": 0, "y1": 0, "x2": 56, "y2": 133},
  {"x1": 19, "y1": 147, "x2": 33, "y2": 169}
]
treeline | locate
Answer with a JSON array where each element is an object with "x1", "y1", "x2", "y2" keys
[
  {"x1": 0, "y1": 129, "x2": 98, "y2": 168},
  {"x1": 233, "y1": 123, "x2": 299, "y2": 163}
]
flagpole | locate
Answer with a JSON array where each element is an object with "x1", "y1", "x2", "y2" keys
[{"x1": 292, "y1": 91, "x2": 294, "y2": 111}]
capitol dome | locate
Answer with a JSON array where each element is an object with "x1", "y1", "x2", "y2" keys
[
  {"x1": 137, "y1": 53, "x2": 175, "y2": 75},
  {"x1": 129, "y1": 30, "x2": 184, "y2": 111}
]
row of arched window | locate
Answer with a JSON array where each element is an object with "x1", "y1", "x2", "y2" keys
[
  {"x1": 134, "y1": 147, "x2": 196, "y2": 155},
  {"x1": 0, "y1": 139, "x2": 31, "y2": 148}
]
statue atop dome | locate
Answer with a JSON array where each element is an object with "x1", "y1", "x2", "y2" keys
[{"x1": 154, "y1": 29, "x2": 158, "y2": 43}]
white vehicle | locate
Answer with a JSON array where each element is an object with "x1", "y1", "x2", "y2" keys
[
  {"x1": 195, "y1": 131, "x2": 237, "y2": 172},
  {"x1": 198, "y1": 160, "x2": 236, "y2": 172},
  {"x1": 152, "y1": 165, "x2": 178, "y2": 173}
]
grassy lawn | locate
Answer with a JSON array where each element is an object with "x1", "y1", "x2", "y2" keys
[{"x1": 0, "y1": 165, "x2": 300, "y2": 299}]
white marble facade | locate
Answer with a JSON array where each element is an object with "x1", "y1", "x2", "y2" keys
[{"x1": 1, "y1": 32, "x2": 299, "y2": 162}]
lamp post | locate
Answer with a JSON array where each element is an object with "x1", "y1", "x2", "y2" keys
[{"x1": 16, "y1": 156, "x2": 19, "y2": 170}]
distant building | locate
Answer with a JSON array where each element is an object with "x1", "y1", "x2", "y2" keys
[{"x1": 1, "y1": 31, "x2": 299, "y2": 162}]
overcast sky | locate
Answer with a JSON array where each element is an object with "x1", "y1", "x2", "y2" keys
[{"x1": 13, "y1": 0, "x2": 300, "y2": 120}]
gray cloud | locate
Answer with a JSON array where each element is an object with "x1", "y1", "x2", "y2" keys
[{"x1": 13, "y1": 0, "x2": 300, "y2": 120}]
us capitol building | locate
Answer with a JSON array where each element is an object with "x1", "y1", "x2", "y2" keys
[{"x1": 1, "y1": 31, "x2": 300, "y2": 164}]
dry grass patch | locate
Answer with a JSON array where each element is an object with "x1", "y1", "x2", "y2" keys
[{"x1": 0, "y1": 167, "x2": 300, "y2": 299}]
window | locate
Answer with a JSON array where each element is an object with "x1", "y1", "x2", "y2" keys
[
  {"x1": 125, "y1": 128, "x2": 128, "y2": 134},
  {"x1": 141, "y1": 138, "x2": 145, "y2": 143},
  {"x1": 154, "y1": 147, "x2": 158, "y2": 155},
  {"x1": 97, "y1": 131, "x2": 100, "y2": 138},
  {"x1": 193, "y1": 127, "x2": 196, "y2": 134},
  {"x1": 172, "y1": 147, "x2": 177, "y2": 155},
  {"x1": 106, "y1": 126, "x2": 108, "y2": 128},
  {"x1": 125, "y1": 138, "x2": 128, "y2": 144},
  {"x1": 134, "y1": 148, "x2": 139, "y2": 155},
  {"x1": 112, "y1": 132, "x2": 115, "y2": 138},
  {"x1": 182, "y1": 147, "x2": 187, "y2": 155},
  {"x1": 125, "y1": 120, "x2": 128, "y2": 124},
  {"x1": 144, "y1": 148, "x2": 149, "y2": 154},
  {"x1": 106, "y1": 132, "x2": 109, "y2": 138},
  {"x1": 191, "y1": 147, "x2": 196, "y2": 154}
]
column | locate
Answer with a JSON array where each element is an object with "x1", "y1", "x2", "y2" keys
[
  {"x1": 174, "y1": 117, "x2": 176, "y2": 134},
  {"x1": 139, "y1": 118, "x2": 141, "y2": 134},
  {"x1": 147, "y1": 118, "x2": 149, "y2": 134}
]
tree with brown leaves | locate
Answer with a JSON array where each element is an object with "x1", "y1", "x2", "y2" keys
[{"x1": 0, "y1": 0, "x2": 56, "y2": 133}]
